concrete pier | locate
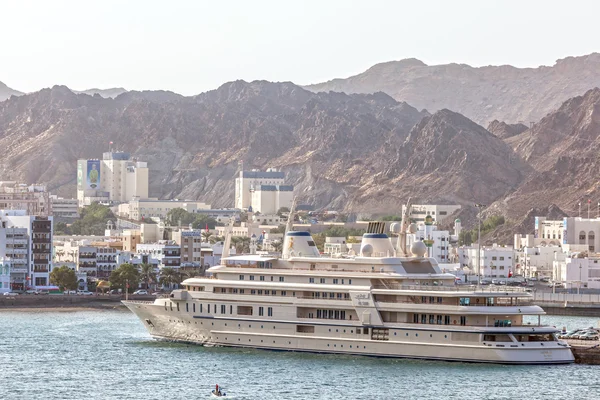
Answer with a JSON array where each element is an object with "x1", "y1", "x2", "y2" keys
[{"x1": 566, "y1": 340, "x2": 600, "y2": 364}]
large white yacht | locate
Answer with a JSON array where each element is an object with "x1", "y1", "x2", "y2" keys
[{"x1": 124, "y1": 210, "x2": 574, "y2": 364}]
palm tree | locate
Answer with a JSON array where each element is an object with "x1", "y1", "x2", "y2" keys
[
  {"x1": 140, "y1": 263, "x2": 156, "y2": 290},
  {"x1": 201, "y1": 230, "x2": 213, "y2": 243},
  {"x1": 55, "y1": 250, "x2": 65, "y2": 262},
  {"x1": 159, "y1": 267, "x2": 180, "y2": 290},
  {"x1": 272, "y1": 240, "x2": 283, "y2": 253}
]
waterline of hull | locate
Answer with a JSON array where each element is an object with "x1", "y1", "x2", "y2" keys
[{"x1": 124, "y1": 302, "x2": 574, "y2": 365}]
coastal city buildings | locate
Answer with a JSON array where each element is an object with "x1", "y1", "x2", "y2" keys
[
  {"x1": 234, "y1": 169, "x2": 293, "y2": 213},
  {"x1": 457, "y1": 245, "x2": 514, "y2": 281},
  {"x1": 77, "y1": 152, "x2": 149, "y2": 206},
  {"x1": 0, "y1": 210, "x2": 53, "y2": 290},
  {"x1": 50, "y1": 196, "x2": 79, "y2": 218},
  {"x1": 401, "y1": 204, "x2": 461, "y2": 226},
  {"x1": 137, "y1": 242, "x2": 181, "y2": 270},
  {"x1": 0, "y1": 182, "x2": 51, "y2": 217},
  {"x1": 117, "y1": 199, "x2": 211, "y2": 221}
]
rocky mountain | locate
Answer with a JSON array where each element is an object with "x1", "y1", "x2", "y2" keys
[
  {"x1": 345, "y1": 109, "x2": 530, "y2": 212},
  {"x1": 0, "y1": 81, "x2": 435, "y2": 211},
  {"x1": 73, "y1": 87, "x2": 128, "y2": 98},
  {"x1": 0, "y1": 81, "x2": 23, "y2": 102},
  {"x1": 489, "y1": 88, "x2": 600, "y2": 219},
  {"x1": 305, "y1": 53, "x2": 600, "y2": 126},
  {"x1": 487, "y1": 120, "x2": 528, "y2": 140}
]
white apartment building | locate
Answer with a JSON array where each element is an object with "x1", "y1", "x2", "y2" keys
[
  {"x1": 402, "y1": 204, "x2": 461, "y2": 226},
  {"x1": 50, "y1": 196, "x2": 79, "y2": 218},
  {"x1": 458, "y1": 245, "x2": 514, "y2": 281},
  {"x1": 250, "y1": 185, "x2": 294, "y2": 215},
  {"x1": 117, "y1": 199, "x2": 212, "y2": 221},
  {"x1": 515, "y1": 246, "x2": 565, "y2": 279},
  {"x1": 77, "y1": 152, "x2": 149, "y2": 206},
  {"x1": 137, "y1": 242, "x2": 181, "y2": 270},
  {"x1": 554, "y1": 255, "x2": 600, "y2": 290},
  {"x1": 235, "y1": 169, "x2": 288, "y2": 210},
  {"x1": 0, "y1": 210, "x2": 53, "y2": 290}
]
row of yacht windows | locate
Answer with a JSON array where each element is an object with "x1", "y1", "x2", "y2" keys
[
  {"x1": 239, "y1": 275, "x2": 285, "y2": 282},
  {"x1": 165, "y1": 301, "x2": 272, "y2": 317},
  {"x1": 308, "y1": 278, "x2": 351, "y2": 284},
  {"x1": 412, "y1": 314, "x2": 467, "y2": 326}
]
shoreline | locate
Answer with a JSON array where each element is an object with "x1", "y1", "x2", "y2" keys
[{"x1": 0, "y1": 305, "x2": 128, "y2": 312}]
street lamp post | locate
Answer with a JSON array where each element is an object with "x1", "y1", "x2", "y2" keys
[
  {"x1": 578, "y1": 265, "x2": 582, "y2": 295},
  {"x1": 475, "y1": 204, "x2": 486, "y2": 287}
]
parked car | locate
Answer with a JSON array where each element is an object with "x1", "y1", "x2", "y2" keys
[
  {"x1": 109, "y1": 289, "x2": 121, "y2": 295},
  {"x1": 2, "y1": 292, "x2": 19, "y2": 296},
  {"x1": 77, "y1": 290, "x2": 94, "y2": 296},
  {"x1": 67, "y1": 290, "x2": 77, "y2": 295},
  {"x1": 491, "y1": 279, "x2": 499, "y2": 285},
  {"x1": 540, "y1": 277, "x2": 550, "y2": 282},
  {"x1": 578, "y1": 331, "x2": 599, "y2": 341},
  {"x1": 133, "y1": 290, "x2": 148, "y2": 295},
  {"x1": 25, "y1": 289, "x2": 39, "y2": 295}
]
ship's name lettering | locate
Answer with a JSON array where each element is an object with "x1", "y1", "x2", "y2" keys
[{"x1": 355, "y1": 294, "x2": 370, "y2": 300}]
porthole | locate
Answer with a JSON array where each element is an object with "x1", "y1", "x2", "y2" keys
[
  {"x1": 225, "y1": 323, "x2": 227, "y2": 326},
  {"x1": 261, "y1": 325, "x2": 264, "y2": 329},
  {"x1": 394, "y1": 332, "x2": 397, "y2": 336},
  {"x1": 334, "y1": 344, "x2": 336, "y2": 347},
  {"x1": 444, "y1": 335, "x2": 447, "y2": 339},
  {"x1": 327, "y1": 344, "x2": 330, "y2": 347},
  {"x1": 430, "y1": 334, "x2": 433, "y2": 338},
  {"x1": 343, "y1": 330, "x2": 346, "y2": 333},
  {"x1": 336, "y1": 329, "x2": 338, "y2": 332},
  {"x1": 406, "y1": 333, "x2": 409, "y2": 336},
  {"x1": 238, "y1": 338, "x2": 240, "y2": 341},
  {"x1": 415, "y1": 334, "x2": 418, "y2": 337}
]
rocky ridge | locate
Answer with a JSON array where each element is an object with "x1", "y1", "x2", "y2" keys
[{"x1": 306, "y1": 53, "x2": 600, "y2": 126}]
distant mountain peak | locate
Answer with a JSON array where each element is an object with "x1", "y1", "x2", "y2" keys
[
  {"x1": 305, "y1": 53, "x2": 600, "y2": 125},
  {"x1": 0, "y1": 81, "x2": 24, "y2": 102}
]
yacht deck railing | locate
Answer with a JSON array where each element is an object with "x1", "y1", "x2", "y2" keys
[{"x1": 372, "y1": 284, "x2": 529, "y2": 294}]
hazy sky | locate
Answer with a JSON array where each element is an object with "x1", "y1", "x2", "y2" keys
[{"x1": 1, "y1": 0, "x2": 598, "y2": 95}]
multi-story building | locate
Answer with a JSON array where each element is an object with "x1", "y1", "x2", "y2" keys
[
  {"x1": 457, "y1": 245, "x2": 514, "y2": 281},
  {"x1": 0, "y1": 210, "x2": 53, "y2": 290},
  {"x1": 50, "y1": 196, "x2": 79, "y2": 218},
  {"x1": 77, "y1": 152, "x2": 149, "y2": 207},
  {"x1": 553, "y1": 255, "x2": 600, "y2": 290},
  {"x1": 401, "y1": 204, "x2": 461, "y2": 226},
  {"x1": 515, "y1": 246, "x2": 565, "y2": 279},
  {"x1": 137, "y1": 242, "x2": 181, "y2": 270},
  {"x1": 117, "y1": 199, "x2": 212, "y2": 221},
  {"x1": 235, "y1": 169, "x2": 287, "y2": 210},
  {"x1": 172, "y1": 229, "x2": 216, "y2": 266},
  {"x1": 534, "y1": 216, "x2": 600, "y2": 252},
  {"x1": 250, "y1": 185, "x2": 294, "y2": 215},
  {"x1": 0, "y1": 182, "x2": 51, "y2": 216},
  {"x1": 0, "y1": 258, "x2": 11, "y2": 293}
]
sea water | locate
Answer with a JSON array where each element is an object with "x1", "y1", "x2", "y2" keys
[{"x1": 0, "y1": 311, "x2": 599, "y2": 400}]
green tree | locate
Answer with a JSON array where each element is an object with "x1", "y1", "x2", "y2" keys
[
  {"x1": 166, "y1": 208, "x2": 195, "y2": 227},
  {"x1": 69, "y1": 203, "x2": 116, "y2": 235},
  {"x1": 54, "y1": 222, "x2": 68, "y2": 235},
  {"x1": 139, "y1": 263, "x2": 156, "y2": 290},
  {"x1": 159, "y1": 267, "x2": 181, "y2": 289},
  {"x1": 379, "y1": 215, "x2": 403, "y2": 222},
  {"x1": 269, "y1": 225, "x2": 286, "y2": 234},
  {"x1": 192, "y1": 214, "x2": 217, "y2": 230},
  {"x1": 50, "y1": 266, "x2": 78, "y2": 291},
  {"x1": 109, "y1": 263, "x2": 140, "y2": 293}
]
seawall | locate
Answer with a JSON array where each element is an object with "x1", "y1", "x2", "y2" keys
[{"x1": 0, "y1": 294, "x2": 155, "y2": 310}]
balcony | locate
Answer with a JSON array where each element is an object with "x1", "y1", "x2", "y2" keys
[
  {"x1": 34, "y1": 268, "x2": 49, "y2": 273},
  {"x1": 33, "y1": 238, "x2": 51, "y2": 244}
]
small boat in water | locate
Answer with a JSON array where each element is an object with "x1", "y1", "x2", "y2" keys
[{"x1": 211, "y1": 384, "x2": 227, "y2": 397}]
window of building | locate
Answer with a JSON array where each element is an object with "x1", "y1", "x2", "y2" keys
[
  {"x1": 221, "y1": 305, "x2": 226, "y2": 314},
  {"x1": 279, "y1": 276, "x2": 285, "y2": 282},
  {"x1": 268, "y1": 307, "x2": 273, "y2": 317},
  {"x1": 260, "y1": 276, "x2": 265, "y2": 281},
  {"x1": 250, "y1": 276, "x2": 255, "y2": 281},
  {"x1": 258, "y1": 307, "x2": 264, "y2": 316},
  {"x1": 309, "y1": 278, "x2": 315, "y2": 283},
  {"x1": 333, "y1": 279, "x2": 339, "y2": 284}
]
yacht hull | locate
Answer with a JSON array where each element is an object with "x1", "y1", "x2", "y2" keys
[{"x1": 124, "y1": 301, "x2": 574, "y2": 365}]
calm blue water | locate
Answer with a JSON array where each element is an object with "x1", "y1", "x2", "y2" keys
[{"x1": 0, "y1": 310, "x2": 599, "y2": 400}]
